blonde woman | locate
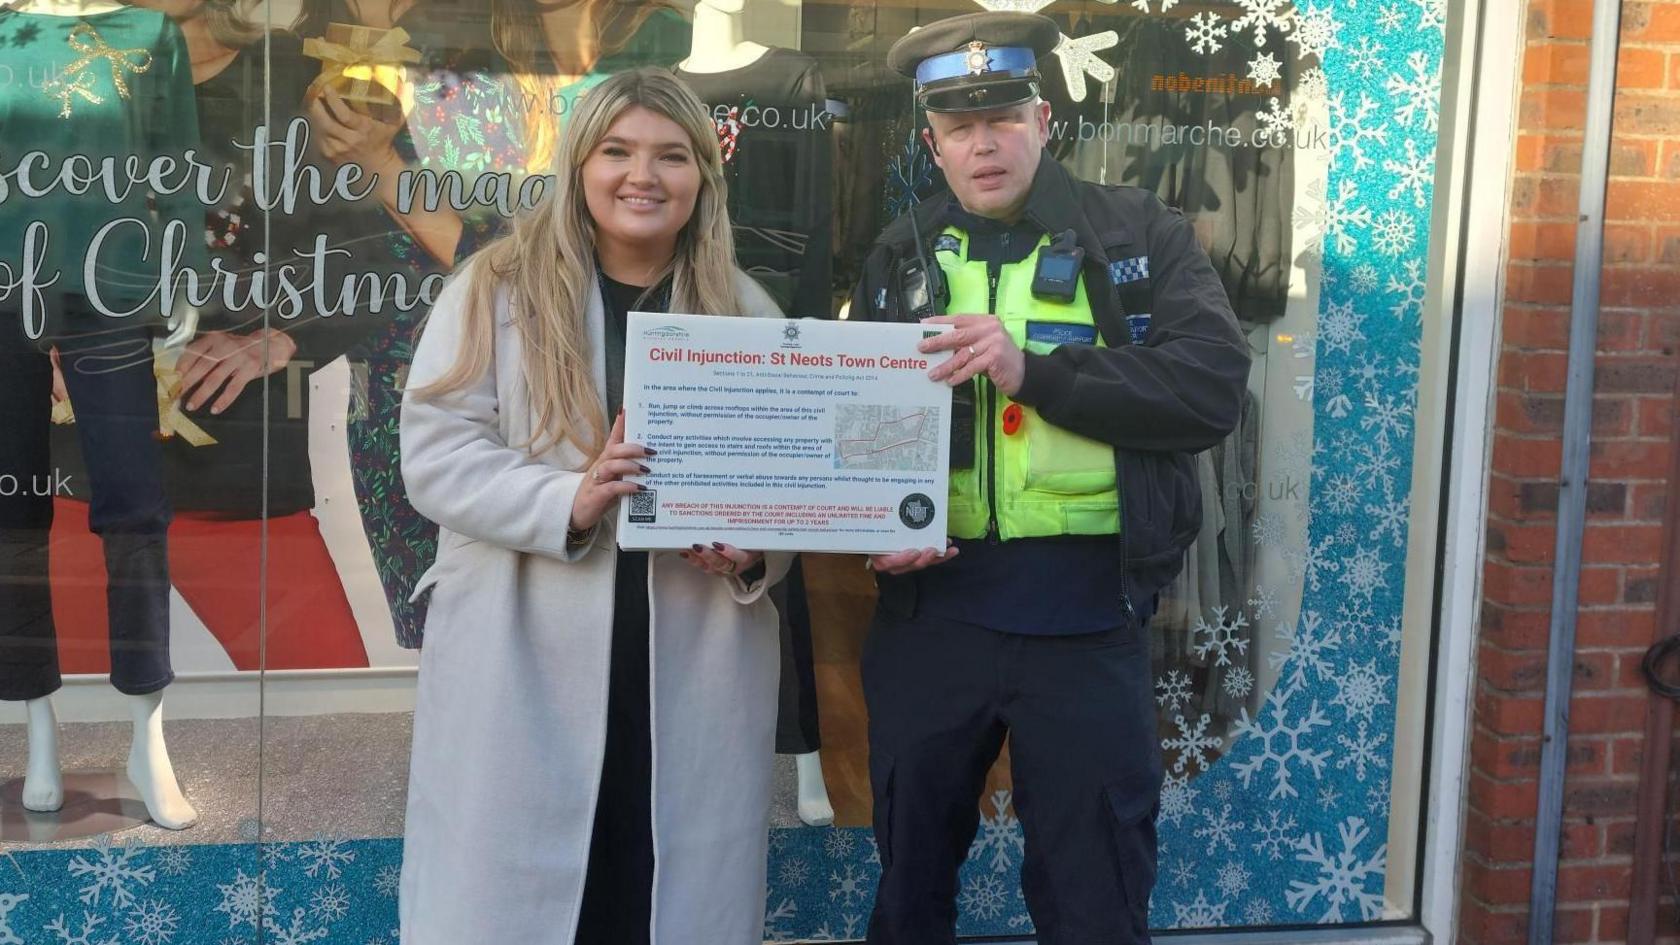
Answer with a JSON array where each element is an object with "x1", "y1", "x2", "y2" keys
[{"x1": 396, "y1": 69, "x2": 789, "y2": 945}]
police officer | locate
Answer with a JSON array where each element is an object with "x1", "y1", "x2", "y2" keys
[{"x1": 853, "y1": 12, "x2": 1251, "y2": 944}]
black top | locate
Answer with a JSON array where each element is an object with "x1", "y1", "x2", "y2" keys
[
  {"x1": 599, "y1": 272, "x2": 670, "y2": 421},
  {"x1": 675, "y1": 49, "x2": 834, "y2": 318}
]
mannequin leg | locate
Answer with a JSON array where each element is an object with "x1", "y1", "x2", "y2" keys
[
  {"x1": 22, "y1": 696, "x2": 63, "y2": 812},
  {"x1": 126, "y1": 691, "x2": 196, "y2": 830},
  {"x1": 795, "y1": 750, "x2": 834, "y2": 827}
]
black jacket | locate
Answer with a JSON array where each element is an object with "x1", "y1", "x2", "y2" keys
[{"x1": 851, "y1": 151, "x2": 1251, "y2": 600}]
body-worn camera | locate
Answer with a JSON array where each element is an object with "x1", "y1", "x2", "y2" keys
[{"x1": 1031, "y1": 229, "x2": 1084, "y2": 303}]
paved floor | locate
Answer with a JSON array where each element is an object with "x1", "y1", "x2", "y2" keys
[{"x1": 0, "y1": 713, "x2": 808, "y2": 849}]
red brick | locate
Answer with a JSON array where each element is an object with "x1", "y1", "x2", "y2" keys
[
  {"x1": 1614, "y1": 95, "x2": 1680, "y2": 139},
  {"x1": 1563, "y1": 778, "x2": 1642, "y2": 819},
  {"x1": 1541, "y1": 0, "x2": 1596, "y2": 39},
  {"x1": 1468, "y1": 769, "x2": 1541, "y2": 820},
  {"x1": 1582, "y1": 522, "x2": 1665, "y2": 562},
  {"x1": 1599, "y1": 901, "x2": 1631, "y2": 942},
  {"x1": 1616, "y1": 47, "x2": 1669, "y2": 89},
  {"x1": 1553, "y1": 904, "x2": 1596, "y2": 944},
  {"x1": 1471, "y1": 730, "x2": 1543, "y2": 779},
  {"x1": 1462, "y1": 850, "x2": 1535, "y2": 903},
  {"x1": 1477, "y1": 685, "x2": 1546, "y2": 733},
  {"x1": 1488, "y1": 518, "x2": 1560, "y2": 562},
  {"x1": 1566, "y1": 650, "x2": 1618, "y2": 690},
  {"x1": 1537, "y1": 175, "x2": 1587, "y2": 216},
  {"x1": 1658, "y1": 226, "x2": 1680, "y2": 264},
  {"x1": 1460, "y1": 896, "x2": 1529, "y2": 944},
  {"x1": 1604, "y1": 223, "x2": 1653, "y2": 262},
  {"x1": 1480, "y1": 602, "x2": 1554, "y2": 651},
  {"x1": 1577, "y1": 608, "x2": 1658, "y2": 647},
  {"x1": 1503, "y1": 305, "x2": 1573, "y2": 350},
  {"x1": 1624, "y1": 2, "x2": 1680, "y2": 43},
  {"x1": 1607, "y1": 179, "x2": 1680, "y2": 221},
  {"x1": 1527, "y1": 40, "x2": 1593, "y2": 85},
  {"x1": 1579, "y1": 601, "x2": 1659, "y2": 645},
  {"x1": 1568, "y1": 691, "x2": 1652, "y2": 733},
  {"x1": 1623, "y1": 565, "x2": 1663, "y2": 603},
  {"x1": 1557, "y1": 820, "x2": 1603, "y2": 861},
  {"x1": 1523, "y1": 87, "x2": 1589, "y2": 130},
  {"x1": 1554, "y1": 860, "x2": 1633, "y2": 900},
  {"x1": 1611, "y1": 735, "x2": 1648, "y2": 775},
  {"x1": 1482, "y1": 560, "x2": 1558, "y2": 609},
  {"x1": 1594, "y1": 357, "x2": 1678, "y2": 394},
  {"x1": 1637, "y1": 394, "x2": 1676, "y2": 437},
  {"x1": 1590, "y1": 441, "x2": 1674, "y2": 485},
  {"x1": 1602, "y1": 266, "x2": 1680, "y2": 306},
  {"x1": 1516, "y1": 475, "x2": 1628, "y2": 515},
  {"x1": 1544, "y1": 140, "x2": 1586, "y2": 174},
  {"x1": 1631, "y1": 482, "x2": 1668, "y2": 519},
  {"x1": 1507, "y1": 261, "x2": 1578, "y2": 304},
  {"x1": 1612, "y1": 137, "x2": 1663, "y2": 177}
]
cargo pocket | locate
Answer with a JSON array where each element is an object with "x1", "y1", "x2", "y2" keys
[
  {"x1": 868, "y1": 751, "x2": 896, "y2": 871},
  {"x1": 1024, "y1": 417, "x2": 1116, "y2": 496},
  {"x1": 1104, "y1": 771, "x2": 1160, "y2": 937}
]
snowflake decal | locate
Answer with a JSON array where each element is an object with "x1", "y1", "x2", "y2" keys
[
  {"x1": 1253, "y1": 809, "x2": 1301, "y2": 861},
  {"x1": 1173, "y1": 890, "x2": 1229, "y2": 928},
  {"x1": 827, "y1": 864, "x2": 868, "y2": 908},
  {"x1": 1370, "y1": 209, "x2": 1418, "y2": 256},
  {"x1": 1159, "y1": 772, "x2": 1199, "y2": 828},
  {"x1": 1270, "y1": 610, "x2": 1342, "y2": 687},
  {"x1": 1156, "y1": 670, "x2": 1194, "y2": 710},
  {"x1": 1185, "y1": 12, "x2": 1230, "y2": 55},
  {"x1": 264, "y1": 908, "x2": 330, "y2": 945},
  {"x1": 297, "y1": 838, "x2": 355, "y2": 881},
  {"x1": 214, "y1": 869, "x2": 279, "y2": 929},
  {"x1": 1194, "y1": 803, "x2": 1241, "y2": 853},
  {"x1": 1231, "y1": 0, "x2": 1295, "y2": 46},
  {"x1": 0, "y1": 894, "x2": 24, "y2": 945},
  {"x1": 823, "y1": 828, "x2": 857, "y2": 860},
  {"x1": 959, "y1": 873, "x2": 1010, "y2": 921},
  {"x1": 1290, "y1": 3, "x2": 1342, "y2": 60},
  {"x1": 1193, "y1": 606, "x2": 1251, "y2": 668},
  {"x1": 1383, "y1": 138, "x2": 1435, "y2": 208},
  {"x1": 1215, "y1": 861, "x2": 1253, "y2": 899},
  {"x1": 1386, "y1": 49, "x2": 1442, "y2": 132},
  {"x1": 68, "y1": 838, "x2": 155, "y2": 910},
  {"x1": 123, "y1": 900, "x2": 180, "y2": 945},
  {"x1": 1231, "y1": 687, "x2": 1333, "y2": 800},
  {"x1": 1339, "y1": 545, "x2": 1391, "y2": 600},
  {"x1": 1331, "y1": 659, "x2": 1394, "y2": 722},
  {"x1": 969, "y1": 789, "x2": 1024, "y2": 872},
  {"x1": 309, "y1": 884, "x2": 351, "y2": 923},
  {"x1": 1286, "y1": 817, "x2": 1388, "y2": 922},
  {"x1": 44, "y1": 913, "x2": 118, "y2": 945},
  {"x1": 1248, "y1": 51, "x2": 1283, "y2": 87},
  {"x1": 1338, "y1": 720, "x2": 1393, "y2": 782},
  {"x1": 1223, "y1": 665, "x2": 1256, "y2": 700},
  {"x1": 1164, "y1": 713, "x2": 1224, "y2": 774}
]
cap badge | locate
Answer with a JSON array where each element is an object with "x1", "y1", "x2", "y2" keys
[{"x1": 964, "y1": 41, "x2": 990, "y2": 76}]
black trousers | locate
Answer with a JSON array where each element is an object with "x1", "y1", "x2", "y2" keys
[
  {"x1": 861, "y1": 610, "x2": 1163, "y2": 945},
  {"x1": 773, "y1": 555, "x2": 821, "y2": 755},
  {"x1": 0, "y1": 315, "x2": 173, "y2": 702},
  {"x1": 575, "y1": 550, "x2": 655, "y2": 945}
]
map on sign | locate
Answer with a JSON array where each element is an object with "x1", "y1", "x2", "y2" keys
[{"x1": 834, "y1": 405, "x2": 942, "y2": 472}]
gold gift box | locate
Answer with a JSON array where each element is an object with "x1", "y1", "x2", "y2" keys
[{"x1": 303, "y1": 23, "x2": 421, "y2": 124}]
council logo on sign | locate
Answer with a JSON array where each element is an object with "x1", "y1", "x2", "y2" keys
[{"x1": 899, "y1": 493, "x2": 935, "y2": 529}]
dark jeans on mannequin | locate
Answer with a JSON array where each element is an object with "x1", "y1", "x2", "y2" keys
[{"x1": 0, "y1": 300, "x2": 174, "y2": 701}]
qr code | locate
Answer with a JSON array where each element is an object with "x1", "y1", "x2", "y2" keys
[{"x1": 628, "y1": 489, "x2": 658, "y2": 523}]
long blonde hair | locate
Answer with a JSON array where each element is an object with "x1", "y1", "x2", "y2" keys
[{"x1": 413, "y1": 67, "x2": 741, "y2": 459}]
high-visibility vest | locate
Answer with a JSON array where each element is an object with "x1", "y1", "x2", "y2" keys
[{"x1": 935, "y1": 226, "x2": 1121, "y2": 541}]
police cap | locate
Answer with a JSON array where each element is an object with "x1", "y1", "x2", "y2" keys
[{"x1": 887, "y1": 12, "x2": 1061, "y2": 114}]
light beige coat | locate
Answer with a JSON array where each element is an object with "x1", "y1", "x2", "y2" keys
[{"x1": 397, "y1": 265, "x2": 790, "y2": 945}]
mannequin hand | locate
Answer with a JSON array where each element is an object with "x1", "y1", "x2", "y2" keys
[
  {"x1": 866, "y1": 542, "x2": 959, "y2": 576},
  {"x1": 309, "y1": 85, "x2": 406, "y2": 173},
  {"x1": 48, "y1": 347, "x2": 67, "y2": 404},
  {"x1": 680, "y1": 542, "x2": 764, "y2": 579},
  {"x1": 571, "y1": 409, "x2": 652, "y2": 532},
  {"x1": 177, "y1": 329, "x2": 299, "y2": 414},
  {"x1": 919, "y1": 315, "x2": 1026, "y2": 397}
]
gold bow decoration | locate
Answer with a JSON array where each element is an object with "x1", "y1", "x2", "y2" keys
[
  {"x1": 51, "y1": 355, "x2": 218, "y2": 448},
  {"x1": 303, "y1": 23, "x2": 421, "y2": 121},
  {"x1": 44, "y1": 22, "x2": 153, "y2": 118}
]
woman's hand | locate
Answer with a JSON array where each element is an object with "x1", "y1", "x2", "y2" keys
[
  {"x1": 177, "y1": 328, "x2": 300, "y2": 414},
  {"x1": 48, "y1": 347, "x2": 67, "y2": 404},
  {"x1": 680, "y1": 542, "x2": 764, "y2": 579},
  {"x1": 308, "y1": 85, "x2": 406, "y2": 174},
  {"x1": 571, "y1": 410, "x2": 653, "y2": 532}
]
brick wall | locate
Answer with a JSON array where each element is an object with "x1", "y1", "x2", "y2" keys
[{"x1": 1460, "y1": 1, "x2": 1680, "y2": 942}]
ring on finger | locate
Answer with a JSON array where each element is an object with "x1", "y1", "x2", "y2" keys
[
  {"x1": 967, "y1": 345, "x2": 978, "y2": 358},
  {"x1": 591, "y1": 467, "x2": 601, "y2": 482},
  {"x1": 720, "y1": 558, "x2": 738, "y2": 575}
]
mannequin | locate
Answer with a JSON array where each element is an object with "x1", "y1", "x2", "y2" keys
[
  {"x1": 674, "y1": 0, "x2": 834, "y2": 319},
  {"x1": 1, "y1": 0, "x2": 201, "y2": 830}
]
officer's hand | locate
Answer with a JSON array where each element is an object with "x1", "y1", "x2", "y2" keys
[
  {"x1": 918, "y1": 315, "x2": 1026, "y2": 397},
  {"x1": 866, "y1": 542, "x2": 959, "y2": 575}
]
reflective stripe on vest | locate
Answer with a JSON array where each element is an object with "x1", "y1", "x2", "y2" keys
[{"x1": 935, "y1": 226, "x2": 1120, "y2": 541}]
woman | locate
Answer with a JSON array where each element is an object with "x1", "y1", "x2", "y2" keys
[
  {"x1": 397, "y1": 68, "x2": 788, "y2": 945},
  {"x1": 49, "y1": 0, "x2": 372, "y2": 672}
]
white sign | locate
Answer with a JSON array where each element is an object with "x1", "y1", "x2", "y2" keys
[{"x1": 617, "y1": 312, "x2": 954, "y2": 553}]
